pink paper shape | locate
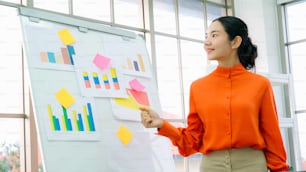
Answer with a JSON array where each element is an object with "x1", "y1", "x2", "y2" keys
[
  {"x1": 93, "y1": 53, "x2": 111, "y2": 70},
  {"x1": 129, "y1": 78, "x2": 145, "y2": 92},
  {"x1": 128, "y1": 89, "x2": 149, "y2": 106}
]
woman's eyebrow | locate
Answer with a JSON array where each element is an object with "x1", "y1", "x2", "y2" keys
[
  {"x1": 210, "y1": 30, "x2": 220, "y2": 34},
  {"x1": 205, "y1": 30, "x2": 220, "y2": 36}
]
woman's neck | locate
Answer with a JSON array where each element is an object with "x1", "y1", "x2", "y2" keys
[{"x1": 217, "y1": 58, "x2": 240, "y2": 68}]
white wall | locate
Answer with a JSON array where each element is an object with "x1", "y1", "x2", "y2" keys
[
  {"x1": 233, "y1": 0, "x2": 282, "y2": 73},
  {"x1": 233, "y1": 0, "x2": 288, "y2": 121}
]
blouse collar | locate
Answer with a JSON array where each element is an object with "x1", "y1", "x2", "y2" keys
[{"x1": 212, "y1": 63, "x2": 247, "y2": 78}]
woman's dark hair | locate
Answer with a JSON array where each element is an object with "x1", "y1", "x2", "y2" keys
[{"x1": 213, "y1": 16, "x2": 257, "y2": 70}]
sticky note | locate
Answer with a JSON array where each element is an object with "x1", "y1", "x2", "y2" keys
[
  {"x1": 114, "y1": 95, "x2": 139, "y2": 110},
  {"x1": 116, "y1": 125, "x2": 133, "y2": 146},
  {"x1": 57, "y1": 29, "x2": 76, "y2": 45},
  {"x1": 128, "y1": 89, "x2": 149, "y2": 106},
  {"x1": 129, "y1": 78, "x2": 145, "y2": 92},
  {"x1": 93, "y1": 54, "x2": 111, "y2": 70},
  {"x1": 54, "y1": 88, "x2": 75, "y2": 108}
]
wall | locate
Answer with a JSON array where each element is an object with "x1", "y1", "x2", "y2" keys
[{"x1": 233, "y1": 0, "x2": 282, "y2": 73}]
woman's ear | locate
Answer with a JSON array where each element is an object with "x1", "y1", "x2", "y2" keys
[{"x1": 231, "y1": 36, "x2": 242, "y2": 49}]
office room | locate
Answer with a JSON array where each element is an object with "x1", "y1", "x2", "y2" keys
[{"x1": 0, "y1": 0, "x2": 305, "y2": 171}]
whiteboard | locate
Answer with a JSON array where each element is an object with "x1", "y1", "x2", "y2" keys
[{"x1": 18, "y1": 7, "x2": 175, "y2": 172}]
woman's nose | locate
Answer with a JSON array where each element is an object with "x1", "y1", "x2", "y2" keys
[{"x1": 204, "y1": 39, "x2": 211, "y2": 46}]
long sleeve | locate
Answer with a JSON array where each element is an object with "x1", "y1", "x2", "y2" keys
[
  {"x1": 259, "y1": 81, "x2": 289, "y2": 171},
  {"x1": 158, "y1": 90, "x2": 204, "y2": 156},
  {"x1": 156, "y1": 64, "x2": 289, "y2": 171},
  {"x1": 158, "y1": 85, "x2": 204, "y2": 156}
]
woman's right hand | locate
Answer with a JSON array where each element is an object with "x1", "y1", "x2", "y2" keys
[{"x1": 139, "y1": 106, "x2": 164, "y2": 128}]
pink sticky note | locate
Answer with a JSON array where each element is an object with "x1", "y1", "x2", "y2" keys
[
  {"x1": 93, "y1": 53, "x2": 111, "y2": 70},
  {"x1": 129, "y1": 78, "x2": 145, "y2": 92}
]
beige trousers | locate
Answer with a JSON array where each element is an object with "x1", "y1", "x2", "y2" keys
[{"x1": 200, "y1": 147, "x2": 268, "y2": 172}]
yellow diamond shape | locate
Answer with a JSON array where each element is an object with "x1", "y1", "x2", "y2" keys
[
  {"x1": 55, "y1": 88, "x2": 75, "y2": 108},
  {"x1": 57, "y1": 28, "x2": 76, "y2": 45},
  {"x1": 116, "y1": 125, "x2": 133, "y2": 146}
]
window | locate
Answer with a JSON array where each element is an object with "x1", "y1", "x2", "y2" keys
[
  {"x1": 287, "y1": 42, "x2": 306, "y2": 170},
  {"x1": 0, "y1": 0, "x2": 232, "y2": 171},
  {"x1": 155, "y1": 35, "x2": 182, "y2": 118},
  {"x1": 181, "y1": 40, "x2": 207, "y2": 116},
  {"x1": 285, "y1": 2, "x2": 306, "y2": 42},
  {"x1": 178, "y1": 0, "x2": 205, "y2": 39},
  {"x1": 33, "y1": 0, "x2": 69, "y2": 14},
  {"x1": 73, "y1": 0, "x2": 111, "y2": 22},
  {"x1": 0, "y1": 0, "x2": 19, "y2": 3},
  {"x1": 207, "y1": 2, "x2": 228, "y2": 24},
  {"x1": 0, "y1": 119, "x2": 23, "y2": 172},
  {"x1": 152, "y1": 1, "x2": 230, "y2": 171},
  {"x1": 153, "y1": 0, "x2": 177, "y2": 34},
  {"x1": 0, "y1": 5, "x2": 24, "y2": 172},
  {"x1": 0, "y1": 6, "x2": 23, "y2": 114},
  {"x1": 113, "y1": 0, "x2": 144, "y2": 28},
  {"x1": 288, "y1": 43, "x2": 306, "y2": 109},
  {"x1": 282, "y1": 0, "x2": 306, "y2": 170}
]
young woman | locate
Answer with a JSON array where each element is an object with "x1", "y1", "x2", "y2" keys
[{"x1": 139, "y1": 16, "x2": 290, "y2": 172}]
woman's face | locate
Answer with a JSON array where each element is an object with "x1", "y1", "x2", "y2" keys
[{"x1": 204, "y1": 21, "x2": 235, "y2": 61}]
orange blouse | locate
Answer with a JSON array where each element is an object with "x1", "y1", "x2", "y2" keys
[{"x1": 158, "y1": 64, "x2": 289, "y2": 171}]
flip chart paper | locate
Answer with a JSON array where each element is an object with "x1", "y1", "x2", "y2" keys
[
  {"x1": 54, "y1": 88, "x2": 75, "y2": 108},
  {"x1": 19, "y1": 9, "x2": 175, "y2": 171},
  {"x1": 102, "y1": 131, "x2": 156, "y2": 172}
]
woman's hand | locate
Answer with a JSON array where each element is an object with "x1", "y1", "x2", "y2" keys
[{"x1": 139, "y1": 106, "x2": 164, "y2": 128}]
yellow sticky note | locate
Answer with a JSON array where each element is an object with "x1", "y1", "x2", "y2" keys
[
  {"x1": 57, "y1": 29, "x2": 76, "y2": 45},
  {"x1": 54, "y1": 88, "x2": 75, "y2": 108},
  {"x1": 116, "y1": 125, "x2": 133, "y2": 146},
  {"x1": 114, "y1": 95, "x2": 139, "y2": 110}
]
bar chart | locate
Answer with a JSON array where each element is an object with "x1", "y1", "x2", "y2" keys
[
  {"x1": 122, "y1": 53, "x2": 151, "y2": 78},
  {"x1": 39, "y1": 45, "x2": 75, "y2": 65},
  {"x1": 74, "y1": 55, "x2": 127, "y2": 98},
  {"x1": 47, "y1": 102, "x2": 96, "y2": 132},
  {"x1": 125, "y1": 54, "x2": 145, "y2": 72},
  {"x1": 81, "y1": 67, "x2": 120, "y2": 91}
]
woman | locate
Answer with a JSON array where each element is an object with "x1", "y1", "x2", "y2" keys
[{"x1": 139, "y1": 16, "x2": 290, "y2": 172}]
